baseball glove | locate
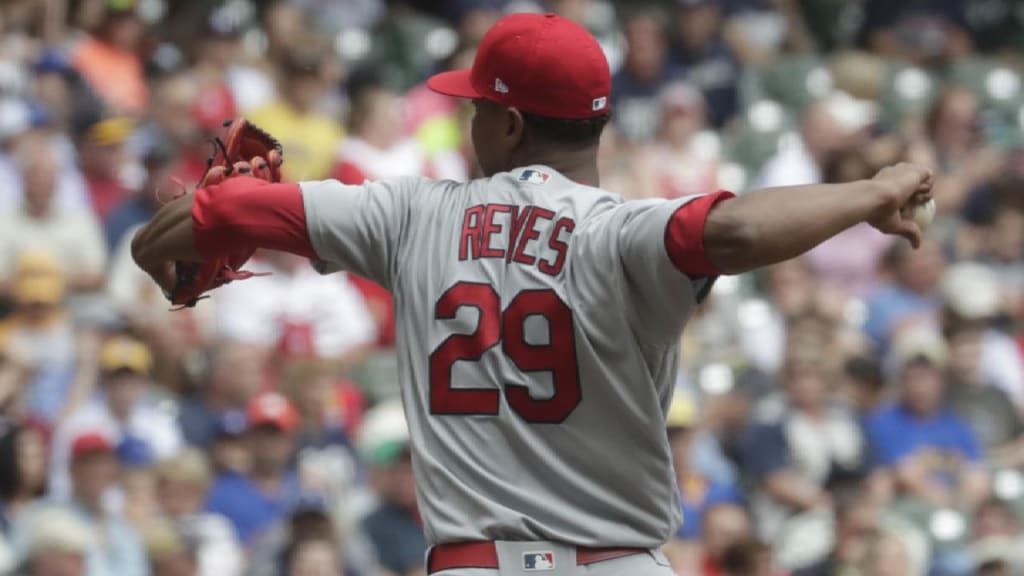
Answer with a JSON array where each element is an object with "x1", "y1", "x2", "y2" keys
[{"x1": 166, "y1": 118, "x2": 284, "y2": 309}]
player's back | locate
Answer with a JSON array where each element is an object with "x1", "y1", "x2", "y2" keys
[{"x1": 302, "y1": 165, "x2": 710, "y2": 547}]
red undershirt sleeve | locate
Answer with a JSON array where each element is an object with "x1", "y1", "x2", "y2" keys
[
  {"x1": 191, "y1": 176, "x2": 318, "y2": 260},
  {"x1": 664, "y1": 190, "x2": 736, "y2": 278}
]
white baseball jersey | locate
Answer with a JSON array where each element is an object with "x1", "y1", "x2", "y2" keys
[{"x1": 301, "y1": 165, "x2": 714, "y2": 547}]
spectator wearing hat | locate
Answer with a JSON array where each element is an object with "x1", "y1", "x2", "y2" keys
[
  {"x1": 70, "y1": 0, "x2": 148, "y2": 114},
  {"x1": 359, "y1": 399, "x2": 425, "y2": 576},
  {"x1": 864, "y1": 334, "x2": 990, "y2": 512},
  {"x1": 667, "y1": 391, "x2": 742, "y2": 541},
  {"x1": 143, "y1": 518, "x2": 200, "y2": 576},
  {"x1": 0, "y1": 136, "x2": 106, "y2": 292},
  {"x1": 205, "y1": 392, "x2": 304, "y2": 545},
  {"x1": 248, "y1": 50, "x2": 344, "y2": 182},
  {"x1": 155, "y1": 448, "x2": 243, "y2": 576},
  {"x1": 611, "y1": 11, "x2": 682, "y2": 143},
  {"x1": 74, "y1": 113, "x2": 135, "y2": 222},
  {"x1": 15, "y1": 505, "x2": 94, "y2": 576},
  {"x1": 14, "y1": 431, "x2": 147, "y2": 576},
  {"x1": 49, "y1": 335, "x2": 183, "y2": 500},
  {"x1": 0, "y1": 250, "x2": 99, "y2": 425}
]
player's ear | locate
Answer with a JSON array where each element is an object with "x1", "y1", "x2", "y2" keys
[{"x1": 505, "y1": 107, "x2": 525, "y2": 148}]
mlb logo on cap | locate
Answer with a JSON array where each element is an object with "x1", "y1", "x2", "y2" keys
[
  {"x1": 519, "y1": 169, "x2": 551, "y2": 184},
  {"x1": 522, "y1": 552, "x2": 555, "y2": 571}
]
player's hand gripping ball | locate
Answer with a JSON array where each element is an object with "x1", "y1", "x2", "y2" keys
[
  {"x1": 901, "y1": 197, "x2": 936, "y2": 231},
  {"x1": 165, "y1": 118, "x2": 284, "y2": 309}
]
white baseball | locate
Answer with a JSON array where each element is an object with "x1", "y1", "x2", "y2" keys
[{"x1": 902, "y1": 197, "x2": 936, "y2": 230}]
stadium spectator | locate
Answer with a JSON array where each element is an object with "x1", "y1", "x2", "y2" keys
[
  {"x1": 16, "y1": 505, "x2": 93, "y2": 576},
  {"x1": 143, "y1": 518, "x2": 200, "y2": 576},
  {"x1": 104, "y1": 142, "x2": 181, "y2": 252},
  {"x1": 697, "y1": 502, "x2": 754, "y2": 576},
  {"x1": 70, "y1": 1, "x2": 148, "y2": 114},
  {"x1": 205, "y1": 392, "x2": 304, "y2": 545},
  {"x1": 334, "y1": 76, "x2": 431, "y2": 183},
  {"x1": 0, "y1": 251, "x2": 90, "y2": 425},
  {"x1": 864, "y1": 336, "x2": 990, "y2": 511},
  {"x1": 249, "y1": 50, "x2": 344, "y2": 182},
  {"x1": 669, "y1": 0, "x2": 740, "y2": 128},
  {"x1": 49, "y1": 335, "x2": 183, "y2": 500},
  {"x1": 741, "y1": 344, "x2": 867, "y2": 566},
  {"x1": 177, "y1": 343, "x2": 264, "y2": 449},
  {"x1": 212, "y1": 250, "x2": 376, "y2": 367},
  {"x1": 938, "y1": 262, "x2": 1024, "y2": 409},
  {"x1": 611, "y1": 11, "x2": 677, "y2": 142},
  {"x1": 155, "y1": 450, "x2": 244, "y2": 576},
  {"x1": 858, "y1": 0, "x2": 973, "y2": 65},
  {"x1": 863, "y1": 239, "x2": 944, "y2": 351},
  {"x1": 0, "y1": 137, "x2": 106, "y2": 292},
  {"x1": 648, "y1": 82, "x2": 719, "y2": 200},
  {"x1": 28, "y1": 431, "x2": 146, "y2": 576},
  {"x1": 74, "y1": 114, "x2": 134, "y2": 223},
  {"x1": 359, "y1": 399, "x2": 425, "y2": 576},
  {"x1": 668, "y1": 391, "x2": 742, "y2": 543}
]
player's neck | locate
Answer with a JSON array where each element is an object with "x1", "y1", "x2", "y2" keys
[{"x1": 512, "y1": 145, "x2": 601, "y2": 187}]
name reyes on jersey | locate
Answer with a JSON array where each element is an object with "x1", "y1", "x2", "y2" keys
[{"x1": 459, "y1": 204, "x2": 575, "y2": 276}]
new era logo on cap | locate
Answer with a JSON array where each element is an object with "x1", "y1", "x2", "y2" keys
[
  {"x1": 426, "y1": 13, "x2": 611, "y2": 120},
  {"x1": 522, "y1": 552, "x2": 555, "y2": 571}
]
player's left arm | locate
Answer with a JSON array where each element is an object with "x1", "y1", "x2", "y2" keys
[
  {"x1": 131, "y1": 177, "x2": 315, "y2": 295},
  {"x1": 702, "y1": 163, "x2": 934, "y2": 274}
]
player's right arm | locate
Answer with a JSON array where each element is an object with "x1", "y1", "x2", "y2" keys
[{"x1": 702, "y1": 162, "x2": 934, "y2": 274}]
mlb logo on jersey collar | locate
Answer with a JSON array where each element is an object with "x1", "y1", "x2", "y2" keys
[
  {"x1": 522, "y1": 551, "x2": 555, "y2": 571},
  {"x1": 520, "y1": 169, "x2": 551, "y2": 184}
]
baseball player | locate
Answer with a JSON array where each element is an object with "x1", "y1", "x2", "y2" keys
[{"x1": 132, "y1": 12, "x2": 933, "y2": 576}]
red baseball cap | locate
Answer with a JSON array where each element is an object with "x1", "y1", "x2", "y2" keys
[
  {"x1": 71, "y1": 432, "x2": 114, "y2": 460},
  {"x1": 246, "y1": 392, "x2": 299, "y2": 433},
  {"x1": 427, "y1": 13, "x2": 611, "y2": 120}
]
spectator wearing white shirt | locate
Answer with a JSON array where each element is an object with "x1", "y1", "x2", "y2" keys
[
  {"x1": 49, "y1": 336, "x2": 183, "y2": 500},
  {"x1": 0, "y1": 135, "x2": 106, "y2": 293},
  {"x1": 154, "y1": 449, "x2": 244, "y2": 576},
  {"x1": 212, "y1": 251, "x2": 376, "y2": 367}
]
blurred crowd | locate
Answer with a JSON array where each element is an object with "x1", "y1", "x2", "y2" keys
[{"x1": 0, "y1": 0, "x2": 1022, "y2": 575}]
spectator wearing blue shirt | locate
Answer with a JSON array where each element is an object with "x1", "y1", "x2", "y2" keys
[
  {"x1": 666, "y1": 391, "x2": 742, "y2": 542},
  {"x1": 104, "y1": 143, "x2": 178, "y2": 252},
  {"x1": 863, "y1": 240, "x2": 944, "y2": 351},
  {"x1": 205, "y1": 392, "x2": 304, "y2": 545},
  {"x1": 669, "y1": 0, "x2": 740, "y2": 128},
  {"x1": 611, "y1": 12, "x2": 682, "y2": 142},
  {"x1": 864, "y1": 346, "x2": 990, "y2": 511}
]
